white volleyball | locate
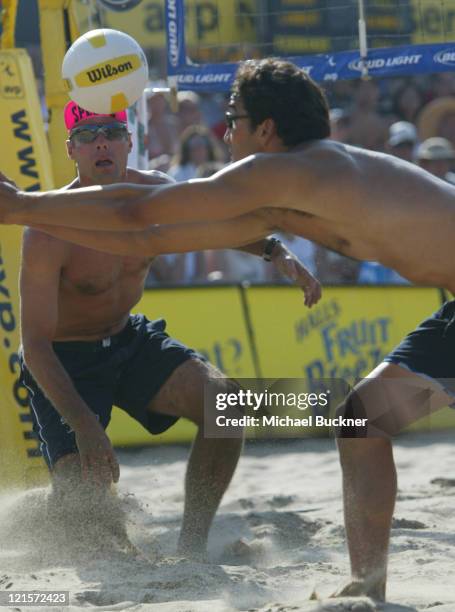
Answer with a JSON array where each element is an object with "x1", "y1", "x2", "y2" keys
[{"x1": 62, "y1": 28, "x2": 148, "y2": 113}]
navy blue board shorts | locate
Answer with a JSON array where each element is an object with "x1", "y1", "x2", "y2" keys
[
  {"x1": 383, "y1": 300, "x2": 455, "y2": 397},
  {"x1": 20, "y1": 314, "x2": 199, "y2": 469}
]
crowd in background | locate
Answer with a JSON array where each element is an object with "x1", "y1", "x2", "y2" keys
[{"x1": 144, "y1": 71, "x2": 455, "y2": 288}]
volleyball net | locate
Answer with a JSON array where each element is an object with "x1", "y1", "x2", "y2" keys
[{"x1": 164, "y1": 0, "x2": 455, "y2": 92}]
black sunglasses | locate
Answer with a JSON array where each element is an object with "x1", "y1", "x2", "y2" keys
[
  {"x1": 225, "y1": 111, "x2": 249, "y2": 129},
  {"x1": 69, "y1": 123, "x2": 128, "y2": 144}
]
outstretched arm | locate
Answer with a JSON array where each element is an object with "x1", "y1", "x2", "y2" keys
[
  {"x1": 3, "y1": 155, "x2": 296, "y2": 230},
  {"x1": 34, "y1": 209, "x2": 276, "y2": 256}
]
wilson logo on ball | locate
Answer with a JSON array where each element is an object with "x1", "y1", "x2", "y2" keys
[{"x1": 75, "y1": 54, "x2": 140, "y2": 87}]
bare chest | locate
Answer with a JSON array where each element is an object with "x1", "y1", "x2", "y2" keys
[{"x1": 61, "y1": 246, "x2": 152, "y2": 296}]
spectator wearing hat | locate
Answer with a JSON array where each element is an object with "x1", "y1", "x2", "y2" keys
[
  {"x1": 385, "y1": 121, "x2": 418, "y2": 163},
  {"x1": 416, "y1": 137, "x2": 455, "y2": 184}
]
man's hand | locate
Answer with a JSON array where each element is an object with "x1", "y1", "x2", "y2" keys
[
  {"x1": 75, "y1": 419, "x2": 120, "y2": 486},
  {"x1": 271, "y1": 243, "x2": 322, "y2": 308}
]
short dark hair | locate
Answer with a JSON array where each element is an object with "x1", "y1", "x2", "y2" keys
[{"x1": 232, "y1": 58, "x2": 330, "y2": 146}]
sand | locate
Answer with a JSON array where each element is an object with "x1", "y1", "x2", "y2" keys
[{"x1": 1, "y1": 431, "x2": 455, "y2": 611}]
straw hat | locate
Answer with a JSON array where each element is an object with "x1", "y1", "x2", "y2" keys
[
  {"x1": 416, "y1": 137, "x2": 455, "y2": 160},
  {"x1": 418, "y1": 96, "x2": 455, "y2": 141}
]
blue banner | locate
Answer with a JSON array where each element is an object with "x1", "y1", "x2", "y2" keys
[
  {"x1": 169, "y1": 42, "x2": 455, "y2": 92},
  {"x1": 164, "y1": 0, "x2": 187, "y2": 76}
]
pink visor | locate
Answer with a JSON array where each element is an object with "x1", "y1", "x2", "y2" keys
[{"x1": 64, "y1": 101, "x2": 127, "y2": 131}]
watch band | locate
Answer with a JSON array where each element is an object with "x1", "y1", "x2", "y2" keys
[{"x1": 262, "y1": 237, "x2": 281, "y2": 262}]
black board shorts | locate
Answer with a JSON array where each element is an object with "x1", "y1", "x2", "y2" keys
[
  {"x1": 20, "y1": 314, "x2": 199, "y2": 468},
  {"x1": 383, "y1": 300, "x2": 455, "y2": 397}
]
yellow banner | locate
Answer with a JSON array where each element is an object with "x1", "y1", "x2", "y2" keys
[
  {"x1": 411, "y1": 0, "x2": 455, "y2": 44},
  {"x1": 0, "y1": 50, "x2": 54, "y2": 190},
  {"x1": 72, "y1": 0, "x2": 257, "y2": 60},
  {"x1": 246, "y1": 285, "x2": 454, "y2": 436},
  {"x1": 247, "y1": 286, "x2": 441, "y2": 381},
  {"x1": 0, "y1": 49, "x2": 54, "y2": 489},
  {"x1": 0, "y1": 227, "x2": 50, "y2": 489}
]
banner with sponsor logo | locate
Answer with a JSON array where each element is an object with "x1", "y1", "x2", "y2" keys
[
  {"x1": 0, "y1": 227, "x2": 50, "y2": 489},
  {"x1": 247, "y1": 285, "x2": 455, "y2": 434},
  {"x1": 169, "y1": 41, "x2": 455, "y2": 92},
  {"x1": 73, "y1": 0, "x2": 256, "y2": 62},
  {"x1": 165, "y1": 0, "x2": 187, "y2": 76},
  {"x1": 158, "y1": 0, "x2": 455, "y2": 92},
  {"x1": 0, "y1": 50, "x2": 54, "y2": 189},
  {"x1": 247, "y1": 286, "x2": 440, "y2": 381},
  {"x1": 64, "y1": 1, "x2": 455, "y2": 94},
  {"x1": 0, "y1": 48, "x2": 54, "y2": 489}
]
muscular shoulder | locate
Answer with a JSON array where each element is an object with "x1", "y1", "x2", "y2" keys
[
  {"x1": 241, "y1": 141, "x2": 360, "y2": 207},
  {"x1": 284, "y1": 140, "x2": 360, "y2": 187},
  {"x1": 126, "y1": 167, "x2": 176, "y2": 186}
]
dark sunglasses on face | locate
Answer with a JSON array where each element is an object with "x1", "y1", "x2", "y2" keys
[
  {"x1": 225, "y1": 111, "x2": 249, "y2": 129},
  {"x1": 69, "y1": 123, "x2": 128, "y2": 144}
]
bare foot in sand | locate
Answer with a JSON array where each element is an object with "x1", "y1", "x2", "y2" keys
[{"x1": 332, "y1": 577, "x2": 386, "y2": 601}]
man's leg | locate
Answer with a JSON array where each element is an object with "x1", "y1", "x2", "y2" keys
[
  {"x1": 335, "y1": 362, "x2": 453, "y2": 600},
  {"x1": 336, "y1": 438, "x2": 395, "y2": 600},
  {"x1": 146, "y1": 358, "x2": 243, "y2": 558}
]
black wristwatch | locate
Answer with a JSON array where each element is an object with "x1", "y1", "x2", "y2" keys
[{"x1": 262, "y1": 237, "x2": 281, "y2": 262}]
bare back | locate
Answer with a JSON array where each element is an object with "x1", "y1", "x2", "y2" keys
[
  {"x1": 270, "y1": 141, "x2": 455, "y2": 292},
  {"x1": 101, "y1": 140, "x2": 454, "y2": 292}
]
